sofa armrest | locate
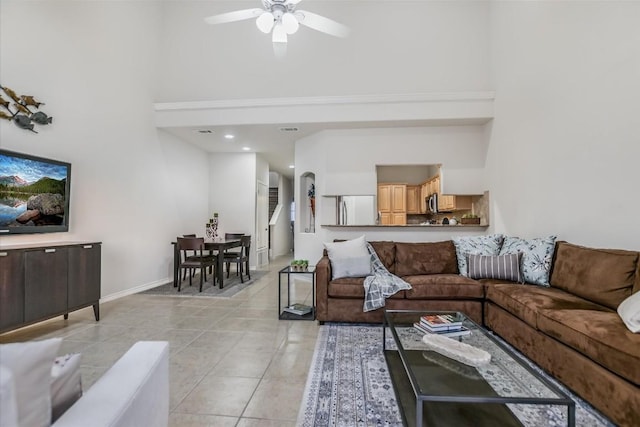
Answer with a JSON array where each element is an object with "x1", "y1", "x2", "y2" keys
[
  {"x1": 315, "y1": 256, "x2": 332, "y2": 322},
  {"x1": 53, "y1": 341, "x2": 169, "y2": 427}
]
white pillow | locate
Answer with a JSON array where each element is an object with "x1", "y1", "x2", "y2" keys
[
  {"x1": 0, "y1": 365, "x2": 19, "y2": 427},
  {"x1": 331, "y1": 255, "x2": 372, "y2": 279},
  {"x1": 324, "y1": 236, "x2": 369, "y2": 280},
  {"x1": 324, "y1": 235, "x2": 368, "y2": 259},
  {"x1": 0, "y1": 338, "x2": 62, "y2": 427},
  {"x1": 618, "y1": 291, "x2": 640, "y2": 333},
  {"x1": 51, "y1": 353, "x2": 83, "y2": 422}
]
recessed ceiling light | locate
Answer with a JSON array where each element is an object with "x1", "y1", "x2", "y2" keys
[
  {"x1": 224, "y1": 134, "x2": 234, "y2": 139},
  {"x1": 242, "y1": 147, "x2": 251, "y2": 151},
  {"x1": 289, "y1": 165, "x2": 295, "y2": 169}
]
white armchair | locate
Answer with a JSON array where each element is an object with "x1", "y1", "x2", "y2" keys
[{"x1": 52, "y1": 341, "x2": 169, "y2": 427}]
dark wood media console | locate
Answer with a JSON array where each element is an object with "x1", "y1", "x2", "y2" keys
[{"x1": 0, "y1": 241, "x2": 101, "y2": 333}]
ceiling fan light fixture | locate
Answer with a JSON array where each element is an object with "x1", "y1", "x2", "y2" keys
[
  {"x1": 282, "y1": 12, "x2": 299, "y2": 34},
  {"x1": 272, "y1": 24, "x2": 287, "y2": 44},
  {"x1": 256, "y1": 12, "x2": 275, "y2": 33}
]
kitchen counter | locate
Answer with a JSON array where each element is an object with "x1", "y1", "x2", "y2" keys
[{"x1": 321, "y1": 224, "x2": 489, "y2": 228}]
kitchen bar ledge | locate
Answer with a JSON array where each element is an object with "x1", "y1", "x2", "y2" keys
[{"x1": 321, "y1": 224, "x2": 489, "y2": 228}]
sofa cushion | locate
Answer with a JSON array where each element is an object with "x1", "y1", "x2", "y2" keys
[
  {"x1": 369, "y1": 241, "x2": 396, "y2": 274},
  {"x1": 452, "y1": 234, "x2": 504, "y2": 277},
  {"x1": 467, "y1": 253, "x2": 523, "y2": 283},
  {"x1": 499, "y1": 235, "x2": 557, "y2": 286},
  {"x1": 331, "y1": 256, "x2": 371, "y2": 279},
  {"x1": 328, "y1": 277, "x2": 405, "y2": 299},
  {"x1": 537, "y1": 308, "x2": 640, "y2": 386},
  {"x1": 549, "y1": 242, "x2": 638, "y2": 310},
  {"x1": 0, "y1": 338, "x2": 62, "y2": 427},
  {"x1": 0, "y1": 365, "x2": 18, "y2": 427},
  {"x1": 395, "y1": 241, "x2": 458, "y2": 277},
  {"x1": 485, "y1": 282, "x2": 608, "y2": 328},
  {"x1": 404, "y1": 275, "x2": 484, "y2": 299},
  {"x1": 618, "y1": 290, "x2": 640, "y2": 333},
  {"x1": 324, "y1": 236, "x2": 369, "y2": 280},
  {"x1": 51, "y1": 353, "x2": 83, "y2": 422}
]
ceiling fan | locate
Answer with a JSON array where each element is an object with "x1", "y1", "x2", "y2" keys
[{"x1": 204, "y1": 0, "x2": 350, "y2": 45}]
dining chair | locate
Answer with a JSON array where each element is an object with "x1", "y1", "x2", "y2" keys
[
  {"x1": 223, "y1": 232, "x2": 244, "y2": 278},
  {"x1": 182, "y1": 234, "x2": 197, "y2": 281},
  {"x1": 176, "y1": 237, "x2": 217, "y2": 292},
  {"x1": 224, "y1": 235, "x2": 251, "y2": 283}
]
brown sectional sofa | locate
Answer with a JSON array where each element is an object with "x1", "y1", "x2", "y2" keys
[{"x1": 315, "y1": 240, "x2": 640, "y2": 426}]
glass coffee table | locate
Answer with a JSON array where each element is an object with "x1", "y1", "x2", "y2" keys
[{"x1": 383, "y1": 310, "x2": 575, "y2": 427}]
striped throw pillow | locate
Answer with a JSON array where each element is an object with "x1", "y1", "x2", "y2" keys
[{"x1": 466, "y1": 253, "x2": 523, "y2": 282}]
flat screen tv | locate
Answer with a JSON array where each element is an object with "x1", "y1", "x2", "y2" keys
[{"x1": 0, "y1": 149, "x2": 71, "y2": 234}]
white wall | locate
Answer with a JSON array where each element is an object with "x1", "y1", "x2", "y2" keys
[
  {"x1": 208, "y1": 152, "x2": 262, "y2": 267},
  {"x1": 295, "y1": 126, "x2": 490, "y2": 262},
  {"x1": 0, "y1": 1, "x2": 212, "y2": 298},
  {"x1": 487, "y1": 1, "x2": 640, "y2": 250},
  {"x1": 271, "y1": 174, "x2": 294, "y2": 258},
  {"x1": 157, "y1": 0, "x2": 490, "y2": 100}
]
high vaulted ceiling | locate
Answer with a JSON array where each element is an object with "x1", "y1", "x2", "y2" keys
[{"x1": 154, "y1": 1, "x2": 492, "y2": 178}]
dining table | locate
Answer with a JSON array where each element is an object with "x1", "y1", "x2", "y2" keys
[{"x1": 172, "y1": 238, "x2": 242, "y2": 289}]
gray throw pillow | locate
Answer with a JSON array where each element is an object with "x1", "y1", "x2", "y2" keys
[
  {"x1": 331, "y1": 255, "x2": 372, "y2": 280},
  {"x1": 452, "y1": 234, "x2": 504, "y2": 276},
  {"x1": 466, "y1": 253, "x2": 523, "y2": 283}
]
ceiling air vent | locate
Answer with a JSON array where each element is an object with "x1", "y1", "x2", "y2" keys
[
  {"x1": 194, "y1": 129, "x2": 214, "y2": 134},
  {"x1": 279, "y1": 127, "x2": 299, "y2": 132}
]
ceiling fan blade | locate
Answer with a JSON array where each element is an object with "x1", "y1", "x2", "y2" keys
[
  {"x1": 285, "y1": 0, "x2": 303, "y2": 4},
  {"x1": 204, "y1": 8, "x2": 264, "y2": 25},
  {"x1": 295, "y1": 10, "x2": 350, "y2": 38}
]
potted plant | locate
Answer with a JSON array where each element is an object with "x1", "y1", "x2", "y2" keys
[
  {"x1": 461, "y1": 213, "x2": 481, "y2": 225},
  {"x1": 308, "y1": 183, "x2": 315, "y2": 217}
]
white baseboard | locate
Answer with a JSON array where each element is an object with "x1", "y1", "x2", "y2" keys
[{"x1": 100, "y1": 277, "x2": 171, "y2": 303}]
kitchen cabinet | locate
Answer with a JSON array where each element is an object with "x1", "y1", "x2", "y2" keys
[
  {"x1": 406, "y1": 185, "x2": 421, "y2": 214},
  {"x1": 0, "y1": 242, "x2": 101, "y2": 333},
  {"x1": 438, "y1": 195, "x2": 473, "y2": 212},
  {"x1": 378, "y1": 184, "x2": 407, "y2": 225},
  {"x1": 0, "y1": 250, "x2": 25, "y2": 331}
]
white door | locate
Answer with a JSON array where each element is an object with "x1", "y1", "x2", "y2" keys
[{"x1": 256, "y1": 181, "x2": 269, "y2": 264}]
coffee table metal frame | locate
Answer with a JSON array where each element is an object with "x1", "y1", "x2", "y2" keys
[{"x1": 383, "y1": 309, "x2": 575, "y2": 427}]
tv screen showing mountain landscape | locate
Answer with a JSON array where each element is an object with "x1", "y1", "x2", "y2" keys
[{"x1": 0, "y1": 149, "x2": 71, "y2": 234}]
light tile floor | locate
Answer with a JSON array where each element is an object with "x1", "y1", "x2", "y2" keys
[{"x1": 0, "y1": 255, "x2": 319, "y2": 427}]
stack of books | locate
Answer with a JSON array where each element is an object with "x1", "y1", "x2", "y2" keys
[
  {"x1": 283, "y1": 303, "x2": 312, "y2": 316},
  {"x1": 414, "y1": 314, "x2": 471, "y2": 338}
]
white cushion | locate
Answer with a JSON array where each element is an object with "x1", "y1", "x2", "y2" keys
[
  {"x1": 51, "y1": 353, "x2": 83, "y2": 422},
  {"x1": 324, "y1": 236, "x2": 369, "y2": 280},
  {"x1": 618, "y1": 291, "x2": 640, "y2": 333},
  {"x1": 0, "y1": 338, "x2": 62, "y2": 427},
  {"x1": 0, "y1": 364, "x2": 19, "y2": 427},
  {"x1": 331, "y1": 255, "x2": 372, "y2": 279}
]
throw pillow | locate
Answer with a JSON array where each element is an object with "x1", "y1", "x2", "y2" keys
[
  {"x1": 499, "y1": 235, "x2": 557, "y2": 286},
  {"x1": 466, "y1": 253, "x2": 523, "y2": 282},
  {"x1": 0, "y1": 337, "x2": 62, "y2": 427},
  {"x1": 51, "y1": 353, "x2": 83, "y2": 422},
  {"x1": 0, "y1": 365, "x2": 19, "y2": 427},
  {"x1": 331, "y1": 255, "x2": 372, "y2": 279},
  {"x1": 452, "y1": 234, "x2": 504, "y2": 277},
  {"x1": 618, "y1": 291, "x2": 640, "y2": 333},
  {"x1": 324, "y1": 236, "x2": 370, "y2": 280}
]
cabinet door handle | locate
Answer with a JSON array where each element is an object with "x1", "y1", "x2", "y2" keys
[
  {"x1": 83, "y1": 245, "x2": 93, "y2": 249},
  {"x1": 45, "y1": 248, "x2": 56, "y2": 253},
  {"x1": 0, "y1": 252, "x2": 7, "y2": 257}
]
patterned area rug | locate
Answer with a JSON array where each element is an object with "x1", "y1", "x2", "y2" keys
[
  {"x1": 297, "y1": 324, "x2": 615, "y2": 427},
  {"x1": 140, "y1": 270, "x2": 265, "y2": 298}
]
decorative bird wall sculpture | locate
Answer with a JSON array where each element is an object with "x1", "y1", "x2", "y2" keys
[{"x1": 0, "y1": 85, "x2": 52, "y2": 133}]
